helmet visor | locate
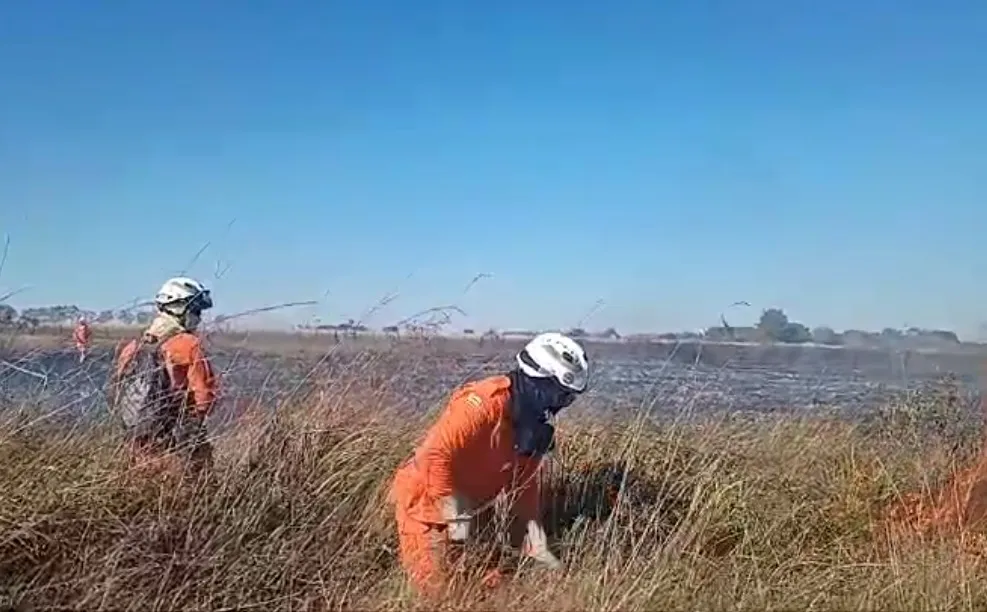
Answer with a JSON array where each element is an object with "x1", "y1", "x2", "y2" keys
[{"x1": 189, "y1": 290, "x2": 213, "y2": 312}]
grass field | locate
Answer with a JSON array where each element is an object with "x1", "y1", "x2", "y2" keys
[{"x1": 2, "y1": 340, "x2": 987, "y2": 611}]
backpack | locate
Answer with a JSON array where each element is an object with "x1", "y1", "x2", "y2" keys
[{"x1": 111, "y1": 336, "x2": 179, "y2": 440}]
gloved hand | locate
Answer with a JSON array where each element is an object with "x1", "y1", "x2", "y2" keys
[
  {"x1": 438, "y1": 493, "x2": 474, "y2": 542},
  {"x1": 523, "y1": 519, "x2": 562, "y2": 570}
]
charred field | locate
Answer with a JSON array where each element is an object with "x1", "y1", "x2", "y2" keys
[{"x1": 2, "y1": 327, "x2": 985, "y2": 424}]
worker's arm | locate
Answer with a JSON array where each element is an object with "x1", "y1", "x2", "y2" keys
[
  {"x1": 107, "y1": 340, "x2": 136, "y2": 406},
  {"x1": 514, "y1": 455, "x2": 544, "y2": 523},
  {"x1": 513, "y1": 455, "x2": 562, "y2": 570},
  {"x1": 112, "y1": 341, "x2": 130, "y2": 379},
  {"x1": 418, "y1": 394, "x2": 492, "y2": 534},
  {"x1": 185, "y1": 339, "x2": 217, "y2": 417},
  {"x1": 420, "y1": 397, "x2": 488, "y2": 500}
]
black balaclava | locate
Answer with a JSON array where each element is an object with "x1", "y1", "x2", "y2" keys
[{"x1": 508, "y1": 368, "x2": 577, "y2": 457}]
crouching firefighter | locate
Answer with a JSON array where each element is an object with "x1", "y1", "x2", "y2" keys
[
  {"x1": 108, "y1": 276, "x2": 217, "y2": 477},
  {"x1": 389, "y1": 332, "x2": 589, "y2": 596}
]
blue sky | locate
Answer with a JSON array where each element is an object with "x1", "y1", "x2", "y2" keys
[{"x1": 1, "y1": 1, "x2": 985, "y2": 336}]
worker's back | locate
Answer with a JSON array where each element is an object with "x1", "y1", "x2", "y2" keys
[
  {"x1": 395, "y1": 374, "x2": 542, "y2": 524},
  {"x1": 114, "y1": 331, "x2": 216, "y2": 416}
]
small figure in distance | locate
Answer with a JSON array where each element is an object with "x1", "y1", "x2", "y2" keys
[{"x1": 73, "y1": 317, "x2": 92, "y2": 364}]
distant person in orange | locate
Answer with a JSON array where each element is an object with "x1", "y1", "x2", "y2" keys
[
  {"x1": 389, "y1": 332, "x2": 589, "y2": 596},
  {"x1": 73, "y1": 317, "x2": 92, "y2": 363},
  {"x1": 108, "y1": 276, "x2": 217, "y2": 476}
]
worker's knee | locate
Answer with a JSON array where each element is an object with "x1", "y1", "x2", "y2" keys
[{"x1": 396, "y1": 516, "x2": 449, "y2": 596}]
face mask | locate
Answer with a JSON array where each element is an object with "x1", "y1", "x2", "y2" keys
[
  {"x1": 183, "y1": 310, "x2": 201, "y2": 332},
  {"x1": 510, "y1": 371, "x2": 577, "y2": 457},
  {"x1": 547, "y1": 389, "x2": 577, "y2": 415},
  {"x1": 514, "y1": 415, "x2": 556, "y2": 457}
]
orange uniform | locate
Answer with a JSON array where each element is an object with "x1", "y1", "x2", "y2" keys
[
  {"x1": 390, "y1": 374, "x2": 544, "y2": 595},
  {"x1": 73, "y1": 321, "x2": 93, "y2": 363},
  {"x1": 73, "y1": 321, "x2": 91, "y2": 349},
  {"x1": 112, "y1": 329, "x2": 217, "y2": 474},
  {"x1": 114, "y1": 332, "x2": 217, "y2": 417}
]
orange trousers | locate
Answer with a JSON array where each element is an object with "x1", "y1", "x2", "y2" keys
[
  {"x1": 391, "y1": 462, "x2": 511, "y2": 596},
  {"x1": 395, "y1": 500, "x2": 513, "y2": 596},
  {"x1": 394, "y1": 498, "x2": 457, "y2": 596}
]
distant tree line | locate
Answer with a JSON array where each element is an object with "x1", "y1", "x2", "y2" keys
[
  {"x1": 0, "y1": 302, "x2": 964, "y2": 348},
  {"x1": 703, "y1": 307, "x2": 961, "y2": 347},
  {"x1": 0, "y1": 303, "x2": 156, "y2": 330}
]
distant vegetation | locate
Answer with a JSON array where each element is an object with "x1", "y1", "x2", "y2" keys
[
  {"x1": 0, "y1": 302, "x2": 965, "y2": 349},
  {"x1": 0, "y1": 303, "x2": 156, "y2": 331},
  {"x1": 699, "y1": 307, "x2": 962, "y2": 349}
]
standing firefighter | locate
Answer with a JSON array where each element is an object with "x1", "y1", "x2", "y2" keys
[
  {"x1": 390, "y1": 332, "x2": 589, "y2": 596},
  {"x1": 73, "y1": 317, "x2": 92, "y2": 364},
  {"x1": 108, "y1": 277, "x2": 217, "y2": 476}
]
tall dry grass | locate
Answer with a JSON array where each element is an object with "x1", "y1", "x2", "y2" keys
[{"x1": 1, "y1": 349, "x2": 986, "y2": 610}]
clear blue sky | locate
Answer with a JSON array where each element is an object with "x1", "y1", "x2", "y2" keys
[{"x1": 1, "y1": 1, "x2": 985, "y2": 336}]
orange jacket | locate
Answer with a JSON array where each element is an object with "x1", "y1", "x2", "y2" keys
[
  {"x1": 73, "y1": 323, "x2": 91, "y2": 347},
  {"x1": 391, "y1": 374, "x2": 543, "y2": 525},
  {"x1": 114, "y1": 332, "x2": 217, "y2": 417}
]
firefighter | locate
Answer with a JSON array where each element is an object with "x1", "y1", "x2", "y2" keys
[
  {"x1": 390, "y1": 332, "x2": 589, "y2": 595},
  {"x1": 110, "y1": 277, "x2": 217, "y2": 476}
]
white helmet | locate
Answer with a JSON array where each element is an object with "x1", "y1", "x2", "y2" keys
[
  {"x1": 516, "y1": 332, "x2": 589, "y2": 393},
  {"x1": 154, "y1": 277, "x2": 213, "y2": 312}
]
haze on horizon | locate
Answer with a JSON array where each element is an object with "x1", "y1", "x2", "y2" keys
[{"x1": 0, "y1": 1, "x2": 984, "y2": 337}]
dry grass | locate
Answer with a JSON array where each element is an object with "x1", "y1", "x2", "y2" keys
[{"x1": 2, "y1": 349, "x2": 987, "y2": 610}]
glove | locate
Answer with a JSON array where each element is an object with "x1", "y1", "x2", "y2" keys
[
  {"x1": 523, "y1": 520, "x2": 562, "y2": 570},
  {"x1": 438, "y1": 493, "x2": 474, "y2": 542}
]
